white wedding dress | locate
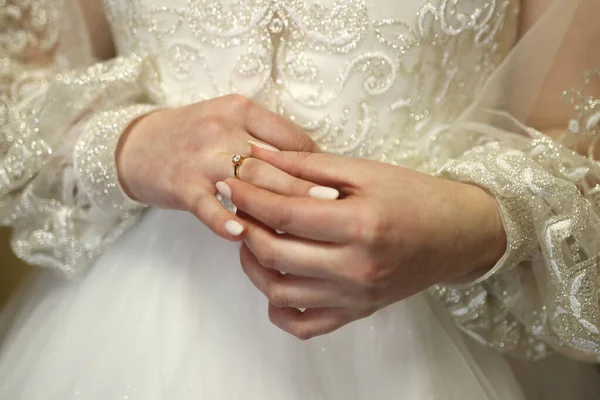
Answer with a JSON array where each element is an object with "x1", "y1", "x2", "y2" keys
[{"x1": 2, "y1": 0, "x2": 600, "y2": 399}]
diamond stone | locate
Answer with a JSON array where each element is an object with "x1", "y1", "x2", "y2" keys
[{"x1": 232, "y1": 154, "x2": 242, "y2": 163}]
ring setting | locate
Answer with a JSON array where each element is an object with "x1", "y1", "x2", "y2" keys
[{"x1": 232, "y1": 154, "x2": 247, "y2": 179}]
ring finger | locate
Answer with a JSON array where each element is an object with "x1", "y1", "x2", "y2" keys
[
  {"x1": 218, "y1": 156, "x2": 338, "y2": 202},
  {"x1": 206, "y1": 131, "x2": 338, "y2": 199},
  {"x1": 243, "y1": 156, "x2": 337, "y2": 198}
]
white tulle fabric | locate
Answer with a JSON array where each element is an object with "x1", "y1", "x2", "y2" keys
[
  {"x1": 2, "y1": 209, "x2": 600, "y2": 400},
  {"x1": 2, "y1": 0, "x2": 600, "y2": 398}
]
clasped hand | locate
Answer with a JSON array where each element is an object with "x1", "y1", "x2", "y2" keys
[
  {"x1": 117, "y1": 94, "x2": 505, "y2": 340},
  {"x1": 222, "y1": 146, "x2": 506, "y2": 340}
]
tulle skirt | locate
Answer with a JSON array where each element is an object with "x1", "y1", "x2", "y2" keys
[{"x1": 1, "y1": 209, "x2": 599, "y2": 399}]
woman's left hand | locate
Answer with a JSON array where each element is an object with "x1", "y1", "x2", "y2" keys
[{"x1": 222, "y1": 147, "x2": 507, "y2": 339}]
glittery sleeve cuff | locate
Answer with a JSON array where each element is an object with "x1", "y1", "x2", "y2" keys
[
  {"x1": 74, "y1": 105, "x2": 160, "y2": 214},
  {"x1": 435, "y1": 143, "x2": 538, "y2": 286},
  {"x1": 431, "y1": 136, "x2": 600, "y2": 361}
]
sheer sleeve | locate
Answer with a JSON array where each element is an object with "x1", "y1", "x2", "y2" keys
[
  {"x1": 1, "y1": 0, "x2": 161, "y2": 275},
  {"x1": 429, "y1": 0, "x2": 600, "y2": 362}
]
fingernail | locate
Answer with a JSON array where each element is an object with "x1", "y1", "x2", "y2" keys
[
  {"x1": 225, "y1": 220, "x2": 244, "y2": 236},
  {"x1": 248, "y1": 140, "x2": 280, "y2": 152},
  {"x1": 308, "y1": 186, "x2": 339, "y2": 200},
  {"x1": 216, "y1": 181, "x2": 231, "y2": 199},
  {"x1": 276, "y1": 229, "x2": 286, "y2": 234}
]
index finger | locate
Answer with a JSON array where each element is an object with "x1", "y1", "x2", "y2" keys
[
  {"x1": 250, "y1": 148, "x2": 364, "y2": 189},
  {"x1": 226, "y1": 178, "x2": 354, "y2": 243}
]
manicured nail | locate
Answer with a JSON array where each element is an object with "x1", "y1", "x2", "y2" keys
[
  {"x1": 248, "y1": 140, "x2": 280, "y2": 152},
  {"x1": 225, "y1": 220, "x2": 244, "y2": 236},
  {"x1": 216, "y1": 181, "x2": 231, "y2": 199},
  {"x1": 308, "y1": 186, "x2": 339, "y2": 200}
]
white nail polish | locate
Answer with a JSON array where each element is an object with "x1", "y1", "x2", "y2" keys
[
  {"x1": 225, "y1": 220, "x2": 244, "y2": 236},
  {"x1": 308, "y1": 186, "x2": 339, "y2": 200},
  {"x1": 248, "y1": 140, "x2": 280, "y2": 152},
  {"x1": 216, "y1": 181, "x2": 232, "y2": 200}
]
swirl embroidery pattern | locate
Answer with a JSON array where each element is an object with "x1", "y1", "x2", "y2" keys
[{"x1": 104, "y1": 0, "x2": 518, "y2": 168}]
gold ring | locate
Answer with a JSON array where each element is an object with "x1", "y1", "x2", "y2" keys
[{"x1": 232, "y1": 154, "x2": 248, "y2": 179}]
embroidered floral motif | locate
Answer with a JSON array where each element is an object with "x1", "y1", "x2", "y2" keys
[{"x1": 104, "y1": 0, "x2": 518, "y2": 164}]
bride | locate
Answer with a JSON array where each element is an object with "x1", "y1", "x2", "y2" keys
[{"x1": 2, "y1": 0, "x2": 600, "y2": 398}]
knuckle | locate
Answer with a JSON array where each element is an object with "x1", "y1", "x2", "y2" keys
[
  {"x1": 255, "y1": 242, "x2": 277, "y2": 269},
  {"x1": 292, "y1": 132, "x2": 316, "y2": 152},
  {"x1": 223, "y1": 93, "x2": 250, "y2": 112},
  {"x1": 274, "y1": 201, "x2": 294, "y2": 231},
  {"x1": 266, "y1": 284, "x2": 290, "y2": 308},
  {"x1": 267, "y1": 309, "x2": 313, "y2": 340},
  {"x1": 352, "y1": 260, "x2": 384, "y2": 287},
  {"x1": 291, "y1": 324, "x2": 313, "y2": 341}
]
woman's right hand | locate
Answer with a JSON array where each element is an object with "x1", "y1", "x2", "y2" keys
[{"x1": 116, "y1": 94, "x2": 324, "y2": 240}]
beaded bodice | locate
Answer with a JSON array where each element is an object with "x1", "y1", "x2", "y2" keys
[{"x1": 103, "y1": 0, "x2": 519, "y2": 167}]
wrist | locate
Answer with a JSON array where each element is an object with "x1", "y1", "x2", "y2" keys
[
  {"x1": 450, "y1": 182, "x2": 507, "y2": 283},
  {"x1": 115, "y1": 107, "x2": 164, "y2": 203},
  {"x1": 75, "y1": 105, "x2": 159, "y2": 214}
]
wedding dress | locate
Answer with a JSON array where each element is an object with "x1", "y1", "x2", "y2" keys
[{"x1": 2, "y1": 0, "x2": 600, "y2": 399}]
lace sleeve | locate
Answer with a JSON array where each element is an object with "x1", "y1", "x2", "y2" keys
[
  {"x1": 431, "y1": 131, "x2": 600, "y2": 362},
  {"x1": 1, "y1": 0, "x2": 161, "y2": 275},
  {"x1": 429, "y1": 0, "x2": 600, "y2": 362}
]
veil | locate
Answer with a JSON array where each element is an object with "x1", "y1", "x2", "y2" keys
[{"x1": 432, "y1": 0, "x2": 600, "y2": 363}]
